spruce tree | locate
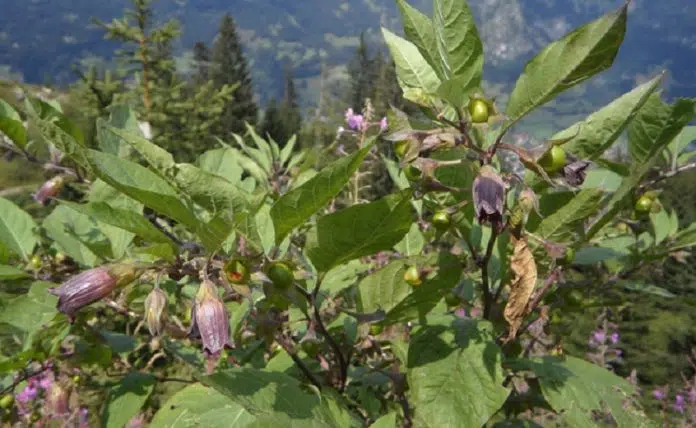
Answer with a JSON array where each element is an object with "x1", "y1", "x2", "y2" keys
[
  {"x1": 279, "y1": 64, "x2": 302, "y2": 146},
  {"x1": 347, "y1": 32, "x2": 373, "y2": 112},
  {"x1": 259, "y1": 98, "x2": 285, "y2": 144},
  {"x1": 371, "y1": 49, "x2": 402, "y2": 115},
  {"x1": 192, "y1": 41, "x2": 210, "y2": 86},
  {"x1": 211, "y1": 14, "x2": 258, "y2": 137}
]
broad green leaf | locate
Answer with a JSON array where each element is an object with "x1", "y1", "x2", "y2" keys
[
  {"x1": 493, "y1": 420, "x2": 544, "y2": 428},
  {"x1": 104, "y1": 124, "x2": 174, "y2": 172},
  {"x1": 233, "y1": 134, "x2": 272, "y2": 175},
  {"x1": 552, "y1": 74, "x2": 663, "y2": 160},
  {"x1": 529, "y1": 189, "x2": 604, "y2": 243},
  {"x1": 394, "y1": 222, "x2": 425, "y2": 256},
  {"x1": 103, "y1": 372, "x2": 156, "y2": 428},
  {"x1": 432, "y1": 0, "x2": 483, "y2": 80},
  {"x1": 572, "y1": 247, "x2": 622, "y2": 266},
  {"x1": 382, "y1": 28, "x2": 441, "y2": 94},
  {"x1": 505, "y1": 4, "x2": 628, "y2": 128},
  {"x1": 86, "y1": 150, "x2": 200, "y2": 232},
  {"x1": 96, "y1": 105, "x2": 139, "y2": 158},
  {"x1": 246, "y1": 123, "x2": 275, "y2": 166},
  {"x1": 151, "y1": 383, "x2": 256, "y2": 428},
  {"x1": 0, "y1": 265, "x2": 30, "y2": 281},
  {"x1": 665, "y1": 126, "x2": 696, "y2": 165},
  {"x1": 199, "y1": 148, "x2": 244, "y2": 184},
  {"x1": 60, "y1": 201, "x2": 174, "y2": 246},
  {"x1": 407, "y1": 319, "x2": 509, "y2": 427},
  {"x1": 371, "y1": 412, "x2": 398, "y2": 428},
  {"x1": 0, "y1": 197, "x2": 37, "y2": 261},
  {"x1": 668, "y1": 223, "x2": 696, "y2": 252},
  {"x1": 587, "y1": 96, "x2": 696, "y2": 239},
  {"x1": 513, "y1": 356, "x2": 645, "y2": 427},
  {"x1": 271, "y1": 138, "x2": 377, "y2": 244},
  {"x1": 580, "y1": 169, "x2": 622, "y2": 192},
  {"x1": 321, "y1": 260, "x2": 372, "y2": 295},
  {"x1": 650, "y1": 209, "x2": 671, "y2": 245},
  {"x1": 42, "y1": 205, "x2": 105, "y2": 266},
  {"x1": 279, "y1": 135, "x2": 297, "y2": 166},
  {"x1": 396, "y1": 0, "x2": 441, "y2": 78},
  {"x1": 0, "y1": 99, "x2": 26, "y2": 149},
  {"x1": 0, "y1": 281, "x2": 57, "y2": 336},
  {"x1": 619, "y1": 281, "x2": 675, "y2": 298},
  {"x1": 358, "y1": 258, "x2": 413, "y2": 314},
  {"x1": 305, "y1": 191, "x2": 413, "y2": 272},
  {"x1": 436, "y1": 71, "x2": 481, "y2": 109},
  {"x1": 201, "y1": 368, "x2": 358, "y2": 426}
]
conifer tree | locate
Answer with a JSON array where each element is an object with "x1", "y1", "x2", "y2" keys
[
  {"x1": 347, "y1": 32, "x2": 373, "y2": 112},
  {"x1": 279, "y1": 64, "x2": 302, "y2": 146},
  {"x1": 192, "y1": 41, "x2": 210, "y2": 86},
  {"x1": 259, "y1": 98, "x2": 285, "y2": 144},
  {"x1": 211, "y1": 13, "x2": 258, "y2": 137}
]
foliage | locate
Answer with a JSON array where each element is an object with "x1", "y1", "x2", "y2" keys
[{"x1": 1, "y1": 0, "x2": 696, "y2": 427}]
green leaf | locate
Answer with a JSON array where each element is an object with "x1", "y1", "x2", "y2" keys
[
  {"x1": 60, "y1": 201, "x2": 175, "y2": 246},
  {"x1": 394, "y1": 223, "x2": 425, "y2": 256},
  {"x1": 650, "y1": 209, "x2": 671, "y2": 245},
  {"x1": 0, "y1": 99, "x2": 27, "y2": 149},
  {"x1": 0, "y1": 197, "x2": 37, "y2": 261},
  {"x1": 0, "y1": 281, "x2": 57, "y2": 336},
  {"x1": 103, "y1": 124, "x2": 174, "y2": 172},
  {"x1": 42, "y1": 205, "x2": 105, "y2": 266},
  {"x1": 396, "y1": 0, "x2": 441, "y2": 78},
  {"x1": 407, "y1": 319, "x2": 510, "y2": 428},
  {"x1": 668, "y1": 223, "x2": 696, "y2": 252},
  {"x1": 86, "y1": 150, "x2": 200, "y2": 233},
  {"x1": 513, "y1": 356, "x2": 645, "y2": 427},
  {"x1": 580, "y1": 169, "x2": 622, "y2": 192},
  {"x1": 618, "y1": 281, "x2": 675, "y2": 298},
  {"x1": 199, "y1": 148, "x2": 244, "y2": 184},
  {"x1": 0, "y1": 265, "x2": 30, "y2": 280},
  {"x1": 103, "y1": 372, "x2": 156, "y2": 428},
  {"x1": 432, "y1": 0, "x2": 484, "y2": 80},
  {"x1": 382, "y1": 28, "x2": 441, "y2": 94},
  {"x1": 529, "y1": 189, "x2": 604, "y2": 243},
  {"x1": 552, "y1": 74, "x2": 663, "y2": 160},
  {"x1": 201, "y1": 368, "x2": 358, "y2": 426},
  {"x1": 279, "y1": 135, "x2": 297, "y2": 167},
  {"x1": 572, "y1": 247, "x2": 622, "y2": 266},
  {"x1": 665, "y1": 126, "x2": 696, "y2": 165},
  {"x1": 96, "y1": 105, "x2": 140, "y2": 158},
  {"x1": 587, "y1": 96, "x2": 696, "y2": 239},
  {"x1": 358, "y1": 258, "x2": 414, "y2": 314},
  {"x1": 371, "y1": 412, "x2": 397, "y2": 428},
  {"x1": 305, "y1": 191, "x2": 413, "y2": 272},
  {"x1": 271, "y1": 138, "x2": 377, "y2": 244},
  {"x1": 151, "y1": 383, "x2": 256, "y2": 428},
  {"x1": 321, "y1": 260, "x2": 372, "y2": 295},
  {"x1": 505, "y1": 4, "x2": 628, "y2": 128},
  {"x1": 436, "y1": 71, "x2": 481, "y2": 109}
]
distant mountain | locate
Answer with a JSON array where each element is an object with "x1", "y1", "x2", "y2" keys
[{"x1": 1, "y1": 0, "x2": 695, "y2": 120}]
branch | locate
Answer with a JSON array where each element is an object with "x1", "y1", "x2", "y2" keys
[
  {"x1": 639, "y1": 161, "x2": 696, "y2": 190},
  {"x1": 276, "y1": 334, "x2": 323, "y2": 390}
]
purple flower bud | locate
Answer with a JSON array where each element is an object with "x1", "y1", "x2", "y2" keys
[
  {"x1": 472, "y1": 165, "x2": 506, "y2": 232},
  {"x1": 592, "y1": 330, "x2": 606, "y2": 344},
  {"x1": 48, "y1": 263, "x2": 142, "y2": 321},
  {"x1": 190, "y1": 281, "x2": 230, "y2": 369},
  {"x1": 144, "y1": 287, "x2": 168, "y2": 337},
  {"x1": 33, "y1": 176, "x2": 65, "y2": 206},
  {"x1": 345, "y1": 108, "x2": 364, "y2": 131},
  {"x1": 16, "y1": 385, "x2": 37, "y2": 403},
  {"x1": 652, "y1": 388, "x2": 666, "y2": 401},
  {"x1": 674, "y1": 394, "x2": 685, "y2": 413},
  {"x1": 379, "y1": 117, "x2": 388, "y2": 131},
  {"x1": 610, "y1": 332, "x2": 620, "y2": 344}
]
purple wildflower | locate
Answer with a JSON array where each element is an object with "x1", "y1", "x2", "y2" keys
[
  {"x1": 653, "y1": 388, "x2": 666, "y2": 401},
  {"x1": 345, "y1": 108, "x2": 364, "y2": 131},
  {"x1": 674, "y1": 394, "x2": 685, "y2": 413},
  {"x1": 16, "y1": 384, "x2": 38, "y2": 403},
  {"x1": 592, "y1": 330, "x2": 606, "y2": 344},
  {"x1": 610, "y1": 332, "x2": 620, "y2": 344},
  {"x1": 38, "y1": 371, "x2": 54, "y2": 391},
  {"x1": 379, "y1": 117, "x2": 388, "y2": 131},
  {"x1": 190, "y1": 280, "x2": 231, "y2": 373}
]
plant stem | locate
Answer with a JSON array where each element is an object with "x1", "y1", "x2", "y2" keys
[
  {"x1": 481, "y1": 228, "x2": 499, "y2": 319},
  {"x1": 276, "y1": 334, "x2": 323, "y2": 390}
]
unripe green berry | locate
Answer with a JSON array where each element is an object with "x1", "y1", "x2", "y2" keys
[
  {"x1": 538, "y1": 146, "x2": 567, "y2": 174},
  {"x1": 404, "y1": 266, "x2": 422, "y2": 287},
  {"x1": 267, "y1": 262, "x2": 294, "y2": 290},
  {"x1": 432, "y1": 211, "x2": 451, "y2": 231},
  {"x1": 468, "y1": 99, "x2": 490, "y2": 124}
]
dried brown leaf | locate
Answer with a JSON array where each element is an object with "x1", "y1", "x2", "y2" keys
[{"x1": 504, "y1": 236, "x2": 538, "y2": 341}]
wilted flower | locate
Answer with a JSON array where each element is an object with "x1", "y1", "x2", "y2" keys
[
  {"x1": 379, "y1": 117, "x2": 388, "y2": 131},
  {"x1": 144, "y1": 287, "x2": 168, "y2": 337},
  {"x1": 49, "y1": 263, "x2": 142, "y2": 321},
  {"x1": 562, "y1": 159, "x2": 591, "y2": 186},
  {"x1": 190, "y1": 280, "x2": 230, "y2": 369},
  {"x1": 33, "y1": 175, "x2": 65, "y2": 206},
  {"x1": 472, "y1": 165, "x2": 506, "y2": 232},
  {"x1": 345, "y1": 108, "x2": 364, "y2": 131}
]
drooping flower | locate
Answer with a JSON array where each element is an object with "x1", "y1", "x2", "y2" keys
[
  {"x1": 472, "y1": 165, "x2": 506, "y2": 232},
  {"x1": 144, "y1": 287, "x2": 168, "y2": 337},
  {"x1": 48, "y1": 263, "x2": 142, "y2": 321},
  {"x1": 562, "y1": 159, "x2": 591, "y2": 186},
  {"x1": 190, "y1": 280, "x2": 230, "y2": 370},
  {"x1": 33, "y1": 175, "x2": 65, "y2": 206}
]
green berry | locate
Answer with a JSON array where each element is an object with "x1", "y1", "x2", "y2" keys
[
  {"x1": 634, "y1": 195, "x2": 653, "y2": 213},
  {"x1": 0, "y1": 394, "x2": 14, "y2": 409},
  {"x1": 538, "y1": 146, "x2": 567, "y2": 174},
  {"x1": 369, "y1": 324, "x2": 384, "y2": 336},
  {"x1": 403, "y1": 164, "x2": 422, "y2": 182},
  {"x1": 468, "y1": 99, "x2": 490, "y2": 124},
  {"x1": 404, "y1": 266, "x2": 422, "y2": 287},
  {"x1": 432, "y1": 211, "x2": 451, "y2": 231},
  {"x1": 224, "y1": 259, "x2": 250, "y2": 284},
  {"x1": 267, "y1": 262, "x2": 294, "y2": 289},
  {"x1": 30, "y1": 255, "x2": 41, "y2": 269}
]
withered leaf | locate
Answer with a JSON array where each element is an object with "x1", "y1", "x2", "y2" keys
[{"x1": 503, "y1": 236, "x2": 538, "y2": 341}]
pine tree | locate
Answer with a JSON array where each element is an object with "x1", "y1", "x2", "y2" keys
[
  {"x1": 259, "y1": 98, "x2": 285, "y2": 144},
  {"x1": 347, "y1": 32, "x2": 373, "y2": 112},
  {"x1": 279, "y1": 64, "x2": 302, "y2": 146},
  {"x1": 371, "y1": 49, "x2": 402, "y2": 115},
  {"x1": 211, "y1": 14, "x2": 258, "y2": 137},
  {"x1": 192, "y1": 41, "x2": 210, "y2": 86}
]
